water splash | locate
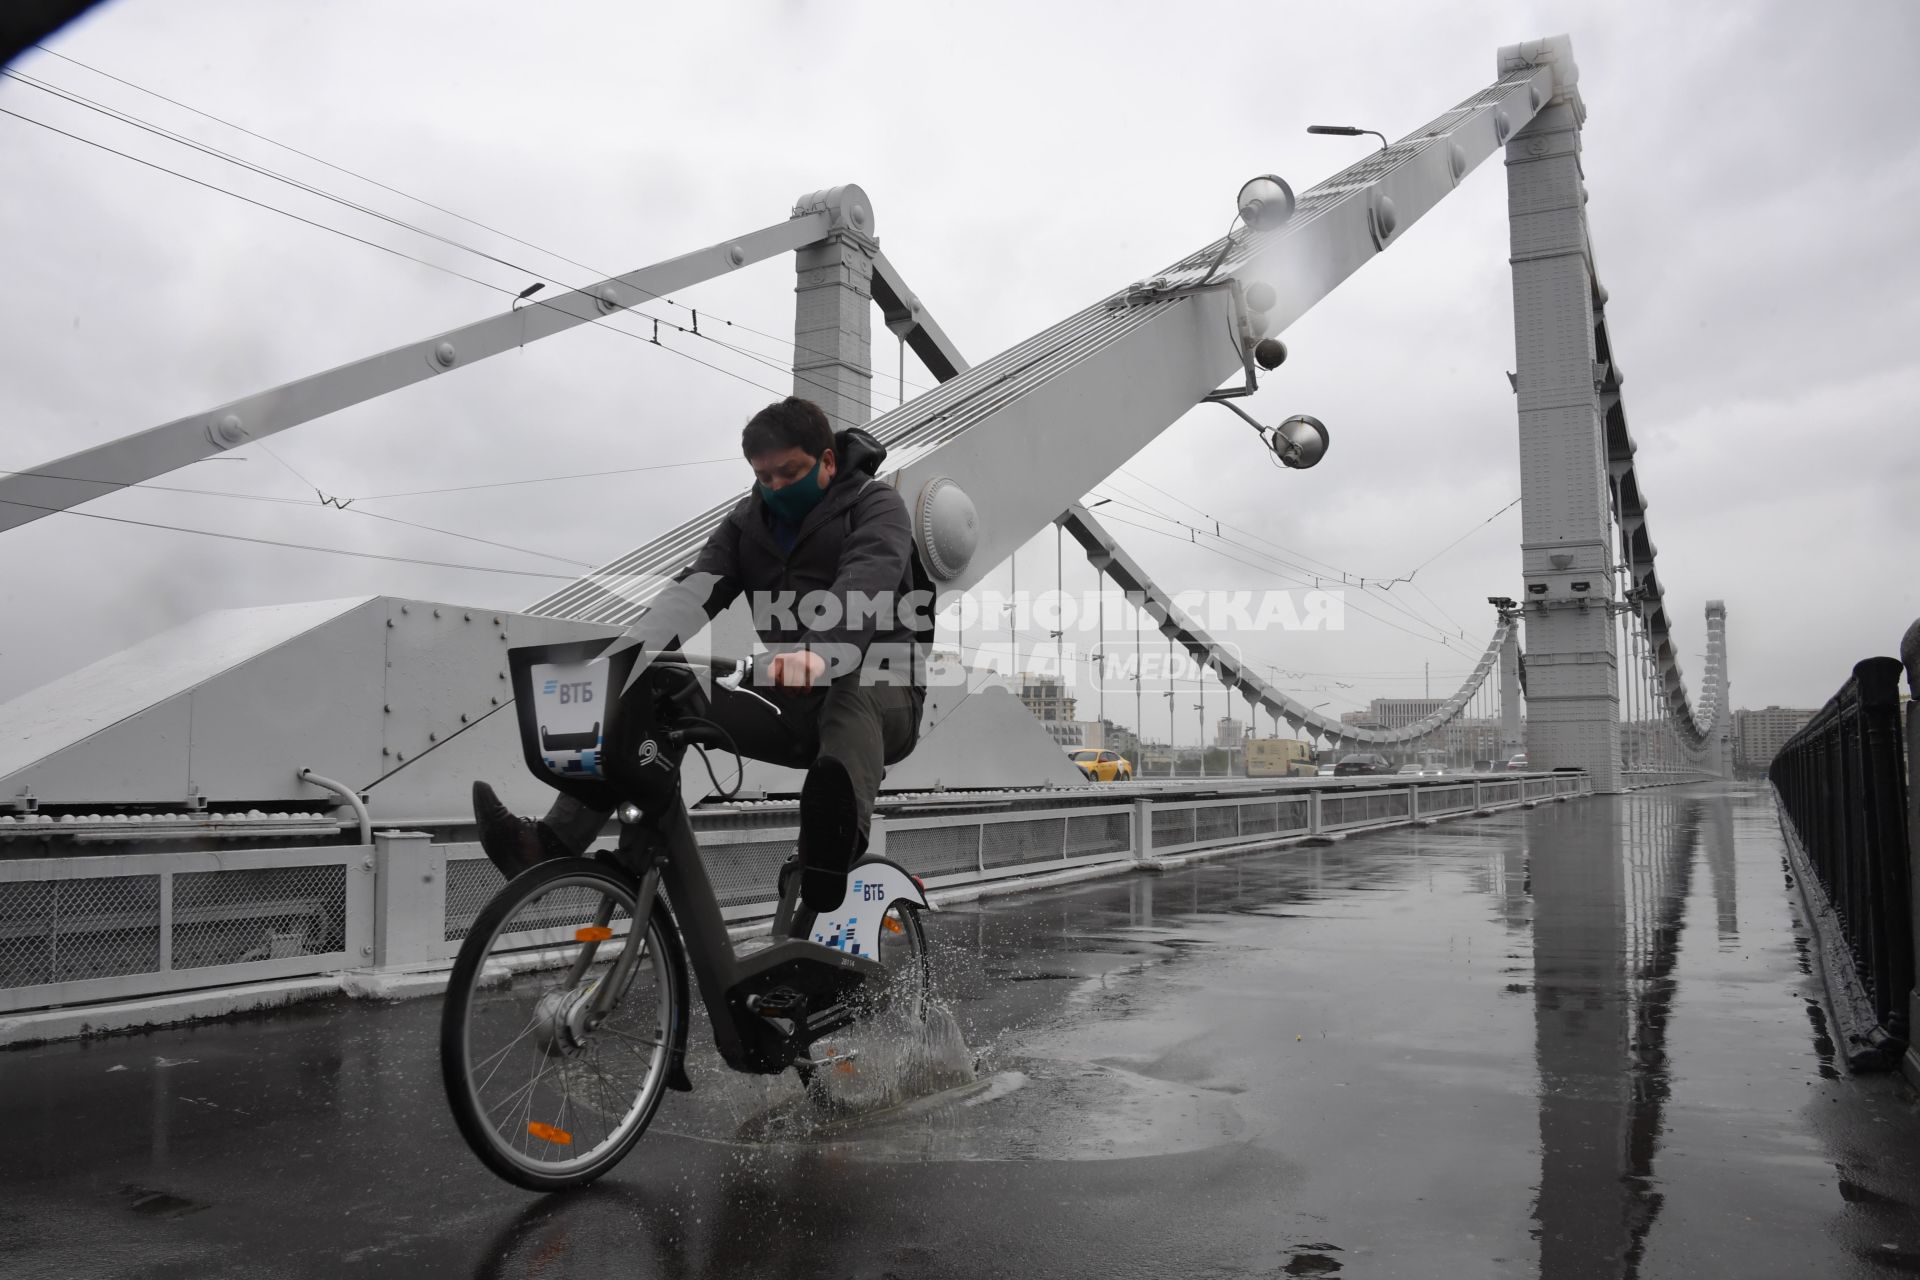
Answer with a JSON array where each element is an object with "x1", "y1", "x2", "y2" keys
[{"x1": 807, "y1": 998, "x2": 978, "y2": 1115}]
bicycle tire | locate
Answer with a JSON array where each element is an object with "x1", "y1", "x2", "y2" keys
[{"x1": 440, "y1": 857, "x2": 686, "y2": 1191}]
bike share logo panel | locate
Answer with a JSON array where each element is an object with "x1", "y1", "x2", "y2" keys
[
  {"x1": 810, "y1": 875, "x2": 906, "y2": 956},
  {"x1": 531, "y1": 660, "x2": 608, "y2": 780}
]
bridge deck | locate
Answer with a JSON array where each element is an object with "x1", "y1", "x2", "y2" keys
[{"x1": 2, "y1": 783, "x2": 1914, "y2": 1278}]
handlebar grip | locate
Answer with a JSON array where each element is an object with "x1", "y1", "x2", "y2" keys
[{"x1": 647, "y1": 650, "x2": 751, "y2": 678}]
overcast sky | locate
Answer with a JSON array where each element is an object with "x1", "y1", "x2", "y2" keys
[{"x1": 2, "y1": 0, "x2": 1917, "y2": 740}]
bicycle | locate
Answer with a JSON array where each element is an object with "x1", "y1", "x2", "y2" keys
[{"x1": 439, "y1": 640, "x2": 934, "y2": 1191}]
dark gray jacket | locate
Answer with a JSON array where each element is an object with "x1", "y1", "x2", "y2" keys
[{"x1": 625, "y1": 429, "x2": 931, "y2": 689}]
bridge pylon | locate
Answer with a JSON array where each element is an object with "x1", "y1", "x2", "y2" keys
[{"x1": 1500, "y1": 37, "x2": 1622, "y2": 791}]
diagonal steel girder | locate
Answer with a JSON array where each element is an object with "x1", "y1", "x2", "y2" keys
[{"x1": 0, "y1": 208, "x2": 842, "y2": 535}]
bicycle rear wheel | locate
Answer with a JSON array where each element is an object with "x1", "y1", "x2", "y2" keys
[
  {"x1": 871, "y1": 899, "x2": 930, "y2": 1022},
  {"x1": 440, "y1": 858, "x2": 684, "y2": 1191}
]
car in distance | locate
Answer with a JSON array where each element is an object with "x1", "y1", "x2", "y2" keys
[
  {"x1": 1246, "y1": 737, "x2": 1317, "y2": 778},
  {"x1": 1502, "y1": 752, "x2": 1529, "y2": 771},
  {"x1": 1069, "y1": 748, "x2": 1133, "y2": 782},
  {"x1": 1333, "y1": 752, "x2": 1391, "y2": 777}
]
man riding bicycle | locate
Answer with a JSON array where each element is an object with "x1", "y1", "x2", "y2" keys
[{"x1": 473, "y1": 396, "x2": 930, "y2": 913}]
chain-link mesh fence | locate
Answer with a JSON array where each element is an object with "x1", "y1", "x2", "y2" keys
[
  {"x1": 0, "y1": 875, "x2": 162, "y2": 989},
  {"x1": 172, "y1": 866, "x2": 347, "y2": 970}
]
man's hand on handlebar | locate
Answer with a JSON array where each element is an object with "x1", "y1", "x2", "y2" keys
[{"x1": 767, "y1": 649, "x2": 828, "y2": 691}]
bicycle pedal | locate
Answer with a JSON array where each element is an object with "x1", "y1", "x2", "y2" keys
[
  {"x1": 801, "y1": 1048, "x2": 860, "y2": 1072},
  {"x1": 745, "y1": 987, "x2": 806, "y2": 1020}
]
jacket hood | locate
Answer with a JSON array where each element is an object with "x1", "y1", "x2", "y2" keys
[{"x1": 834, "y1": 427, "x2": 887, "y2": 480}]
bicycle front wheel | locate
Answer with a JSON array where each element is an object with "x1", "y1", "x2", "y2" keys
[{"x1": 440, "y1": 858, "x2": 685, "y2": 1191}]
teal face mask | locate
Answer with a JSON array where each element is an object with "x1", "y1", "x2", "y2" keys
[{"x1": 759, "y1": 459, "x2": 827, "y2": 524}]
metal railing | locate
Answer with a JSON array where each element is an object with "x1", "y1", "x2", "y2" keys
[
  {"x1": 0, "y1": 772, "x2": 1588, "y2": 1020},
  {"x1": 1770, "y1": 656, "x2": 1912, "y2": 1049}
]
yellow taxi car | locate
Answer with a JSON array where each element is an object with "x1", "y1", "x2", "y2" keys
[{"x1": 1069, "y1": 748, "x2": 1133, "y2": 782}]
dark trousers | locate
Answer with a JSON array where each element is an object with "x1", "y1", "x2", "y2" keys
[{"x1": 543, "y1": 674, "x2": 921, "y2": 854}]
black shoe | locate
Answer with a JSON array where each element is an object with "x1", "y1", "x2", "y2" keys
[
  {"x1": 798, "y1": 757, "x2": 863, "y2": 913},
  {"x1": 472, "y1": 781, "x2": 570, "y2": 879}
]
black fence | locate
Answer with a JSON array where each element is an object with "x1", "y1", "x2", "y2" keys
[{"x1": 1771, "y1": 657, "x2": 1913, "y2": 1045}]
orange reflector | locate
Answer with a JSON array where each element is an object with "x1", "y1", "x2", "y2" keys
[
  {"x1": 574, "y1": 926, "x2": 613, "y2": 943},
  {"x1": 527, "y1": 1122, "x2": 572, "y2": 1145},
  {"x1": 882, "y1": 916, "x2": 904, "y2": 934}
]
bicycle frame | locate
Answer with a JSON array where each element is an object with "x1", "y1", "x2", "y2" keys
[{"x1": 506, "y1": 640, "x2": 929, "y2": 1076}]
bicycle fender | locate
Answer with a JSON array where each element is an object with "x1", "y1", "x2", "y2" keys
[
  {"x1": 806, "y1": 857, "x2": 932, "y2": 960},
  {"x1": 647, "y1": 897, "x2": 694, "y2": 1093}
]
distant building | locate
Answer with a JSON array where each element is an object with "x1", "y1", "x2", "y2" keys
[
  {"x1": 1041, "y1": 721, "x2": 1085, "y2": 748},
  {"x1": 1016, "y1": 672, "x2": 1076, "y2": 727},
  {"x1": 1041, "y1": 718, "x2": 1110, "y2": 750},
  {"x1": 1100, "y1": 720, "x2": 1141, "y2": 765},
  {"x1": 1368, "y1": 698, "x2": 1443, "y2": 731},
  {"x1": 1734, "y1": 706, "x2": 1817, "y2": 773},
  {"x1": 1340, "y1": 710, "x2": 1386, "y2": 731}
]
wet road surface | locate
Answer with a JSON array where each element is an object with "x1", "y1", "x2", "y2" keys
[{"x1": 6, "y1": 782, "x2": 1920, "y2": 1278}]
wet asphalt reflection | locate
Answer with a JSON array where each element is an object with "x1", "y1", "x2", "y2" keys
[{"x1": 5, "y1": 782, "x2": 1920, "y2": 1278}]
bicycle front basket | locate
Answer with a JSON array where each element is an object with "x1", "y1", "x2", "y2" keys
[{"x1": 505, "y1": 639, "x2": 639, "y2": 808}]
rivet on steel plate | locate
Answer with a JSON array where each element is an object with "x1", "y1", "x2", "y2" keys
[
  {"x1": 595, "y1": 285, "x2": 620, "y2": 315},
  {"x1": 431, "y1": 341, "x2": 458, "y2": 369},
  {"x1": 727, "y1": 244, "x2": 746, "y2": 267},
  {"x1": 207, "y1": 413, "x2": 249, "y2": 448}
]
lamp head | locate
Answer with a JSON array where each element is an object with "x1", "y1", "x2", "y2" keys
[
  {"x1": 1270, "y1": 414, "x2": 1329, "y2": 469},
  {"x1": 1236, "y1": 175, "x2": 1296, "y2": 231}
]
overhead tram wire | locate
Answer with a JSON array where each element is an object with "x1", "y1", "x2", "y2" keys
[
  {"x1": 1087, "y1": 510, "x2": 1481, "y2": 657},
  {"x1": 0, "y1": 494, "x2": 579, "y2": 580},
  {"x1": 352, "y1": 455, "x2": 739, "y2": 501},
  {"x1": 0, "y1": 87, "x2": 875, "y2": 425},
  {"x1": 1084, "y1": 490, "x2": 1471, "y2": 647},
  {"x1": 8, "y1": 52, "x2": 943, "y2": 398},
  {"x1": 0, "y1": 464, "x2": 599, "y2": 568},
  {"x1": 0, "y1": 108, "x2": 799, "y2": 405},
  {"x1": 1089, "y1": 477, "x2": 1524, "y2": 648},
  {"x1": 1086, "y1": 489, "x2": 1462, "y2": 641},
  {"x1": 1088, "y1": 477, "x2": 1467, "y2": 641},
  {"x1": 1106, "y1": 469, "x2": 1521, "y2": 611}
]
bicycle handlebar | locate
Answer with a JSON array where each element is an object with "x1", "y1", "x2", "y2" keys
[{"x1": 637, "y1": 649, "x2": 751, "y2": 679}]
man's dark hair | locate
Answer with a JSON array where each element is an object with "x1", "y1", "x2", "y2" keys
[{"x1": 742, "y1": 397, "x2": 834, "y2": 460}]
